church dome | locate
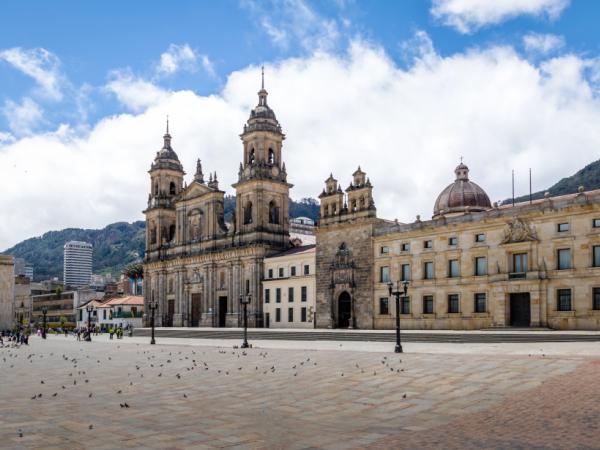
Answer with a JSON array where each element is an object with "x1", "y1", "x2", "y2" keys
[
  {"x1": 242, "y1": 68, "x2": 283, "y2": 136},
  {"x1": 433, "y1": 162, "x2": 491, "y2": 218},
  {"x1": 150, "y1": 123, "x2": 184, "y2": 173}
]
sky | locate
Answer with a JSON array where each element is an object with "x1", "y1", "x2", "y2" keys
[{"x1": 2, "y1": 0, "x2": 600, "y2": 250}]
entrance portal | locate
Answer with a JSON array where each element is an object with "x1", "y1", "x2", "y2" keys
[
  {"x1": 191, "y1": 294, "x2": 201, "y2": 327},
  {"x1": 337, "y1": 291, "x2": 352, "y2": 328},
  {"x1": 510, "y1": 293, "x2": 531, "y2": 327},
  {"x1": 218, "y1": 297, "x2": 228, "y2": 327}
]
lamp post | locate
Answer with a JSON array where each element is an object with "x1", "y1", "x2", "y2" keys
[
  {"x1": 41, "y1": 307, "x2": 47, "y2": 339},
  {"x1": 239, "y1": 293, "x2": 251, "y2": 349},
  {"x1": 85, "y1": 304, "x2": 93, "y2": 342},
  {"x1": 148, "y1": 298, "x2": 158, "y2": 345},
  {"x1": 388, "y1": 280, "x2": 409, "y2": 353}
]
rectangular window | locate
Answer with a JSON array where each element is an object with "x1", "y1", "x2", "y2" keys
[
  {"x1": 288, "y1": 287, "x2": 294, "y2": 302},
  {"x1": 103, "y1": 310, "x2": 107, "y2": 319},
  {"x1": 401, "y1": 243, "x2": 410, "y2": 252},
  {"x1": 275, "y1": 308, "x2": 281, "y2": 322},
  {"x1": 380, "y1": 266, "x2": 390, "y2": 283},
  {"x1": 475, "y1": 257, "x2": 487, "y2": 276},
  {"x1": 291, "y1": 266, "x2": 297, "y2": 276},
  {"x1": 301, "y1": 307, "x2": 307, "y2": 322},
  {"x1": 401, "y1": 264, "x2": 411, "y2": 281},
  {"x1": 593, "y1": 288, "x2": 600, "y2": 310},
  {"x1": 422, "y1": 295, "x2": 434, "y2": 314},
  {"x1": 288, "y1": 308, "x2": 294, "y2": 322},
  {"x1": 513, "y1": 253, "x2": 528, "y2": 273},
  {"x1": 474, "y1": 293, "x2": 486, "y2": 313},
  {"x1": 594, "y1": 218, "x2": 600, "y2": 228},
  {"x1": 475, "y1": 233, "x2": 486, "y2": 243},
  {"x1": 557, "y1": 223, "x2": 569, "y2": 232},
  {"x1": 276, "y1": 288, "x2": 281, "y2": 303},
  {"x1": 448, "y1": 259, "x2": 459, "y2": 278},
  {"x1": 380, "y1": 246, "x2": 389, "y2": 254},
  {"x1": 448, "y1": 237, "x2": 458, "y2": 246},
  {"x1": 268, "y1": 269, "x2": 273, "y2": 279},
  {"x1": 304, "y1": 264, "x2": 310, "y2": 275},
  {"x1": 448, "y1": 294, "x2": 460, "y2": 313},
  {"x1": 424, "y1": 261, "x2": 434, "y2": 280},
  {"x1": 401, "y1": 296, "x2": 411, "y2": 314},
  {"x1": 557, "y1": 289, "x2": 572, "y2": 311},
  {"x1": 79, "y1": 309, "x2": 83, "y2": 321},
  {"x1": 424, "y1": 240, "x2": 433, "y2": 249},
  {"x1": 593, "y1": 246, "x2": 600, "y2": 268},
  {"x1": 379, "y1": 297, "x2": 389, "y2": 315},
  {"x1": 265, "y1": 289, "x2": 270, "y2": 304},
  {"x1": 245, "y1": 279, "x2": 250, "y2": 294},
  {"x1": 301, "y1": 286, "x2": 307, "y2": 302},
  {"x1": 278, "y1": 268, "x2": 284, "y2": 278},
  {"x1": 557, "y1": 249, "x2": 571, "y2": 270}
]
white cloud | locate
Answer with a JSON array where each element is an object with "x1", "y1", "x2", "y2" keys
[
  {"x1": 105, "y1": 69, "x2": 170, "y2": 112},
  {"x1": 2, "y1": 97, "x2": 44, "y2": 135},
  {"x1": 157, "y1": 44, "x2": 197, "y2": 76},
  {"x1": 244, "y1": 0, "x2": 341, "y2": 52},
  {"x1": 523, "y1": 32, "x2": 565, "y2": 54},
  {"x1": 200, "y1": 55, "x2": 216, "y2": 78},
  {"x1": 0, "y1": 47, "x2": 63, "y2": 101},
  {"x1": 3, "y1": 34, "x2": 600, "y2": 253},
  {"x1": 431, "y1": 0, "x2": 570, "y2": 33}
]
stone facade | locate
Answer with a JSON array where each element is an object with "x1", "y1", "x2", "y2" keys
[
  {"x1": 0, "y1": 255, "x2": 15, "y2": 330},
  {"x1": 144, "y1": 75, "x2": 292, "y2": 328},
  {"x1": 315, "y1": 170, "x2": 383, "y2": 329}
]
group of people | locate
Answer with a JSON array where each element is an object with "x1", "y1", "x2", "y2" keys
[{"x1": 0, "y1": 329, "x2": 29, "y2": 347}]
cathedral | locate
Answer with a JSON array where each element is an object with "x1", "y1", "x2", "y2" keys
[{"x1": 143, "y1": 73, "x2": 292, "y2": 327}]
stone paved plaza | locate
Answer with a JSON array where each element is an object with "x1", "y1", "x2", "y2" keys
[{"x1": 1, "y1": 336, "x2": 599, "y2": 449}]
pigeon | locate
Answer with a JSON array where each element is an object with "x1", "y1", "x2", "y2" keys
[
  {"x1": 17, "y1": 429, "x2": 23, "y2": 438},
  {"x1": 117, "y1": 390, "x2": 122, "y2": 394},
  {"x1": 183, "y1": 393, "x2": 187, "y2": 398},
  {"x1": 89, "y1": 393, "x2": 93, "y2": 398},
  {"x1": 52, "y1": 393, "x2": 57, "y2": 397},
  {"x1": 402, "y1": 393, "x2": 407, "y2": 399},
  {"x1": 88, "y1": 424, "x2": 93, "y2": 430},
  {"x1": 40, "y1": 380, "x2": 44, "y2": 384}
]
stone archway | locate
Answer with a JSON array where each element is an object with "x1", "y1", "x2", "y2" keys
[{"x1": 337, "y1": 291, "x2": 352, "y2": 328}]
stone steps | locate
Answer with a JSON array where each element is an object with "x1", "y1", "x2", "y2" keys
[{"x1": 133, "y1": 328, "x2": 600, "y2": 343}]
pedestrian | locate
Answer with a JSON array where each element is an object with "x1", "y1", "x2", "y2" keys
[{"x1": 109, "y1": 327, "x2": 114, "y2": 340}]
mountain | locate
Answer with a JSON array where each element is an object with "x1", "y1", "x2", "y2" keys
[
  {"x1": 3, "y1": 197, "x2": 320, "y2": 281},
  {"x1": 503, "y1": 159, "x2": 600, "y2": 205}
]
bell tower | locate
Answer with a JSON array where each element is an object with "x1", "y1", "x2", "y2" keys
[
  {"x1": 144, "y1": 119, "x2": 185, "y2": 252},
  {"x1": 232, "y1": 68, "x2": 291, "y2": 247}
]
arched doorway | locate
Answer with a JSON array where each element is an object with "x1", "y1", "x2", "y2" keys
[{"x1": 337, "y1": 291, "x2": 352, "y2": 328}]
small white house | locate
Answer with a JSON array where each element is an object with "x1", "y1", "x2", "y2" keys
[{"x1": 77, "y1": 296, "x2": 144, "y2": 329}]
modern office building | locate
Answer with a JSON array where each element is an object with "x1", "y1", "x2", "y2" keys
[{"x1": 63, "y1": 241, "x2": 93, "y2": 288}]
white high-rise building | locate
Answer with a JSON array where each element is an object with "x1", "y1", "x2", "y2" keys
[{"x1": 63, "y1": 241, "x2": 93, "y2": 288}]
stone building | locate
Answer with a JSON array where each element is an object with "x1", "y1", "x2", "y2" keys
[
  {"x1": 143, "y1": 74, "x2": 292, "y2": 327},
  {"x1": 315, "y1": 168, "x2": 384, "y2": 329},
  {"x1": 0, "y1": 255, "x2": 15, "y2": 329},
  {"x1": 263, "y1": 245, "x2": 316, "y2": 328},
  {"x1": 316, "y1": 162, "x2": 600, "y2": 330}
]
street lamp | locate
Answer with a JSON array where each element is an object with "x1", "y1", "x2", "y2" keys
[
  {"x1": 85, "y1": 304, "x2": 93, "y2": 342},
  {"x1": 388, "y1": 280, "x2": 409, "y2": 353},
  {"x1": 239, "y1": 292, "x2": 251, "y2": 349},
  {"x1": 148, "y1": 298, "x2": 158, "y2": 345},
  {"x1": 41, "y1": 307, "x2": 47, "y2": 339}
]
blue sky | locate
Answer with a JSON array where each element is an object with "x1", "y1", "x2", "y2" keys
[{"x1": 3, "y1": 0, "x2": 600, "y2": 249}]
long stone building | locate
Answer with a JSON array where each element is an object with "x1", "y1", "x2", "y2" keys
[
  {"x1": 143, "y1": 75, "x2": 291, "y2": 327},
  {"x1": 316, "y1": 162, "x2": 600, "y2": 330}
]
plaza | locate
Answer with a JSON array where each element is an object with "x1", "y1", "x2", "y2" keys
[{"x1": 1, "y1": 335, "x2": 599, "y2": 449}]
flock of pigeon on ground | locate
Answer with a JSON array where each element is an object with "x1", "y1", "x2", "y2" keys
[{"x1": 1, "y1": 340, "x2": 410, "y2": 440}]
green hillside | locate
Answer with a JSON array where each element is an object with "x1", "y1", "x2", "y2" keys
[
  {"x1": 3, "y1": 197, "x2": 320, "y2": 281},
  {"x1": 503, "y1": 159, "x2": 600, "y2": 204}
]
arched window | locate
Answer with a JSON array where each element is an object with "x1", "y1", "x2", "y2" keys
[
  {"x1": 249, "y1": 148, "x2": 255, "y2": 164},
  {"x1": 268, "y1": 148, "x2": 274, "y2": 164},
  {"x1": 169, "y1": 182, "x2": 176, "y2": 195},
  {"x1": 219, "y1": 272, "x2": 225, "y2": 289},
  {"x1": 269, "y1": 200, "x2": 279, "y2": 224},
  {"x1": 351, "y1": 199, "x2": 357, "y2": 212},
  {"x1": 169, "y1": 224, "x2": 176, "y2": 242},
  {"x1": 244, "y1": 201, "x2": 253, "y2": 224},
  {"x1": 332, "y1": 203, "x2": 337, "y2": 214},
  {"x1": 149, "y1": 225, "x2": 157, "y2": 245},
  {"x1": 154, "y1": 183, "x2": 159, "y2": 196}
]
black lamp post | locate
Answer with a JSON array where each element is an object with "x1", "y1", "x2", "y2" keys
[
  {"x1": 388, "y1": 280, "x2": 409, "y2": 353},
  {"x1": 85, "y1": 304, "x2": 93, "y2": 342},
  {"x1": 239, "y1": 292, "x2": 251, "y2": 349},
  {"x1": 148, "y1": 298, "x2": 158, "y2": 345},
  {"x1": 41, "y1": 307, "x2": 47, "y2": 339}
]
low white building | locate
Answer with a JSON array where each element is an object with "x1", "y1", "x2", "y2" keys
[
  {"x1": 262, "y1": 245, "x2": 315, "y2": 328},
  {"x1": 77, "y1": 296, "x2": 144, "y2": 329}
]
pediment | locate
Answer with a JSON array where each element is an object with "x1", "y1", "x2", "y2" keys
[{"x1": 181, "y1": 181, "x2": 213, "y2": 200}]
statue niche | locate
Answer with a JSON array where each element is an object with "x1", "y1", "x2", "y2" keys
[{"x1": 187, "y1": 209, "x2": 203, "y2": 241}]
